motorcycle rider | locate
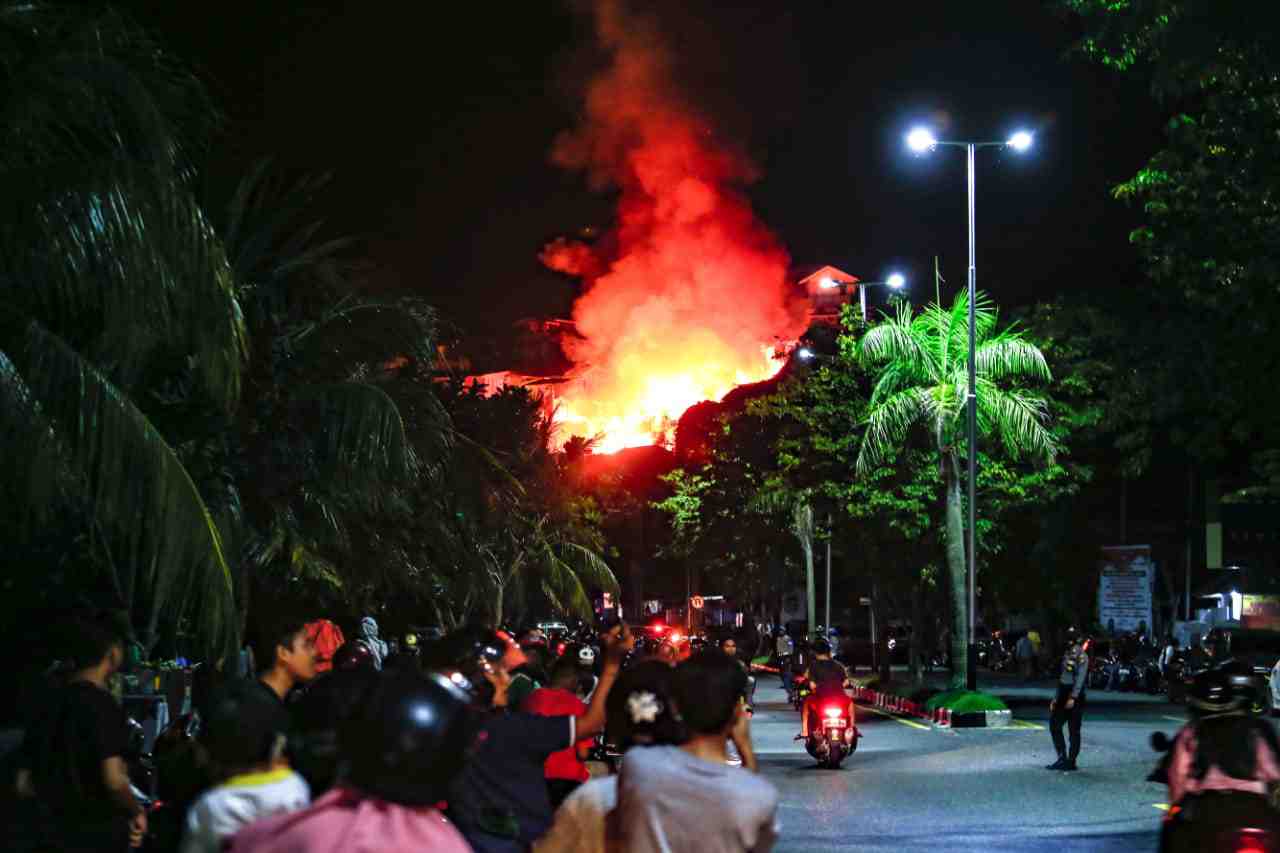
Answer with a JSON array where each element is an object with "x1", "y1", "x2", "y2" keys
[
  {"x1": 1047, "y1": 627, "x2": 1089, "y2": 771},
  {"x1": 797, "y1": 639, "x2": 851, "y2": 739},
  {"x1": 1161, "y1": 667, "x2": 1280, "y2": 851}
]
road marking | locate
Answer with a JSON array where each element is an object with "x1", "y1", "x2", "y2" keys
[
  {"x1": 1008, "y1": 720, "x2": 1046, "y2": 730},
  {"x1": 1161, "y1": 715, "x2": 1185, "y2": 723},
  {"x1": 855, "y1": 702, "x2": 931, "y2": 730},
  {"x1": 1153, "y1": 803, "x2": 1170, "y2": 811}
]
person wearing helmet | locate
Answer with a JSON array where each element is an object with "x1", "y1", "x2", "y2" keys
[
  {"x1": 1047, "y1": 627, "x2": 1090, "y2": 771},
  {"x1": 329, "y1": 640, "x2": 376, "y2": 673},
  {"x1": 436, "y1": 623, "x2": 634, "y2": 853},
  {"x1": 798, "y1": 639, "x2": 851, "y2": 739},
  {"x1": 230, "y1": 671, "x2": 473, "y2": 853},
  {"x1": 1160, "y1": 666, "x2": 1280, "y2": 850}
]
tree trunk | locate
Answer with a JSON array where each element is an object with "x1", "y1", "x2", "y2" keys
[
  {"x1": 910, "y1": 574, "x2": 925, "y2": 686},
  {"x1": 945, "y1": 453, "x2": 968, "y2": 690},
  {"x1": 873, "y1": 574, "x2": 890, "y2": 684}
]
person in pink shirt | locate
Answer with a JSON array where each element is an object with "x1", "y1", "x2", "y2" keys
[
  {"x1": 230, "y1": 671, "x2": 472, "y2": 853},
  {"x1": 1162, "y1": 668, "x2": 1280, "y2": 850}
]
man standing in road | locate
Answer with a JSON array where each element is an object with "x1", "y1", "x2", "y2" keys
[
  {"x1": 774, "y1": 630, "x2": 793, "y2": 687},
  {"x1": 1047, "y1": 627, "x2": 1090, "y2": 772}
]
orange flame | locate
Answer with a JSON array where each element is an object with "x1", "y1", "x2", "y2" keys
[{"x1": 546, "y1": 1, "x2": 806, "y2": 452}]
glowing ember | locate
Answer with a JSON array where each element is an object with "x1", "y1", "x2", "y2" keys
[{"x1": 545, "y1": 0, "x2": 807, "y2": 452}]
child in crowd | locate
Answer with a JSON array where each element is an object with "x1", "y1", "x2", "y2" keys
[
  {"x1": 179, "y1": 682, "x2": 310, "y2": 853},
  {"x1": 230, "y1": 671, "x2": 472, "y2": 853}
]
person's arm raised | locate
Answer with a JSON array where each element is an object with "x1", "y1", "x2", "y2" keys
[{"x1": 576, "y1": 625, "x2": 634, "y2": 739}]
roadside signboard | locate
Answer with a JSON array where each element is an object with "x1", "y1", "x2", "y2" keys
[
  {"x1": 1098, "y1": 545, "x2": 1154, "y2": 633},
  {"x1": 1243, "y1": 594, "x2": 1280, "y2": 631}
]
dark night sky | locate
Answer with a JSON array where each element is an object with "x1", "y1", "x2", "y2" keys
[{"x1": 121, "y1": 0, "x2": 1164, "y2": 337}]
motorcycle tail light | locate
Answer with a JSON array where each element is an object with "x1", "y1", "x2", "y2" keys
[{"x1": 824, "y1": 706, "x2": 841, "y2": 718}]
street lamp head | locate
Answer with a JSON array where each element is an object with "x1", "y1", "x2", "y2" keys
[
  {"x1": 886, "y1": 273, "x2": 905, "y2": 289},
  {"x1": 797, "y1": 347, "x2": 815, "y2": 361},
  {"x1": 819, "y1": 277, "x2": 837, "y2": 289},
  {"x1": 906, "y1": 127, "x2": 937, "y2": 153},
  {"x1": 1007, "y1": 130, "x2": 1033, "y2": 152}
]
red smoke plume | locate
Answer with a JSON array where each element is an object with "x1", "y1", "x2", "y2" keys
[{"x1": 548, "y1": 0, "x2": 807, "y2": 452}]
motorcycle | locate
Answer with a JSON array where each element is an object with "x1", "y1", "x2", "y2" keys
[
  {"x1": 804, "y1": 699, "x2": 859, "y2": 769},
  {"x1": 1149, "y1": 730, "x2": 1280, "y2": 852},
  {"x1": 791, "y1": 675, "x2": 811, "y2": 712}
]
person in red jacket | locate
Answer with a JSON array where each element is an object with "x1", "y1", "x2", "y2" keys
[{"x1": 524, "y1": 655, "x2": 595, "y2": 808}]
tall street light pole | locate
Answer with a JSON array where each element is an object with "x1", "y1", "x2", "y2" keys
[{"x1": 907, "y1": 126, "x2": 1033, "y2": 690}]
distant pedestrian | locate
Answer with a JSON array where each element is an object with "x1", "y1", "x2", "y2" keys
[
  {"x1": 1047, "y1": 628, "x2": 1089, "y2": 772},
  {"x1": 359, "y1": 617, "x2": 388, "y2": 670},
  {"x1": 1016, "y1": 633, "x2": 1034, "y2": 681}
]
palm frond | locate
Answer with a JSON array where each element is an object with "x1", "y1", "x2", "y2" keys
[
  {"x1": 2, "y1": 163, "x2": 246, "y2": 410},
  {"x1": 289, "y1": 382, "x2": 418, "y2": 492},
  {"x1": 974, "y1": 334, "x2": 1052, "y2": 384},
  {"x1": 0, "y1": 314, "x2": 236, "y2": 656},
  {"x1": 857, "y1": 387, "x2": 934, "y2": 474},
  {"x1": 975, "y1": 379, "x2": 1058, "y2": 461}
]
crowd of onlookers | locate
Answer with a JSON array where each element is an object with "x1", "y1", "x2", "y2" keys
[{"x1": 4, "y1": 610, "x2": 779, "y2": 853}]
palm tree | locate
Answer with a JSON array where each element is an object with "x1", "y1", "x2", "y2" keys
[
  {"x1": 0, "y1": 3, "x2": 242, "y2": 658},
  {"x1": 856, "y1": 292, "x2": 1056, "y2": 688}
]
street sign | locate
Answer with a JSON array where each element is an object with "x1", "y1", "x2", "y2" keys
[{"x1": 690, "y1": 595, "x2": 704, "y2": 610}]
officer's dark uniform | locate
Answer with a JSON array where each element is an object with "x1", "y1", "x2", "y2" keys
[{"x1": 1048, "y1": 639, "x2": 1089, "y2": 771}]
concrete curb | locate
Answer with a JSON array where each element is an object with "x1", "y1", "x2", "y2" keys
[{"x1": 850, "y1": 685, "x2": 1015, "y2": 729}]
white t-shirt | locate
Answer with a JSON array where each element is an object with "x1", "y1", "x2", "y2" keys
[
  {"x1": 180, "y1": 767, "x2": 310, "y2": 853},
  {"x1": 533, "y1": 776, "x2": 618, "y2": 853},
  {"x1": 618, "y1": 745, "x2": 779, "y2": 853}
]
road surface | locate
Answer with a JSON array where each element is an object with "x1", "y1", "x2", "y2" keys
[{"x1": 751, "y1": 677, "x2": 1180, "y2": 852}]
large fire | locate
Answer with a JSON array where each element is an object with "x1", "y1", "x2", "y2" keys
[{"x1": 544, "y1": 0, "x2": 807, "y2": 453}]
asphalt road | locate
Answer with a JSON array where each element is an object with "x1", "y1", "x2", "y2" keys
[{"x1": 751, "y1": 678, "x2": 1183, "y2": 852}]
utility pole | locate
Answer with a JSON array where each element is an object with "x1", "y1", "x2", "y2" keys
[{"x1": 825, "y1": 513, "x2": 833, "y2": 635}]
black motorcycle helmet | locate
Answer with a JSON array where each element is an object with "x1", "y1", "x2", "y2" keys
[
  {"x1": 332, "y1": 639, "x2": 376, "y2": 672},
  {"x1": 1188, "y1": 666, "x2": 1258, "y2": 716},
  {"x1": 811, "y1": 639, "x2": 832, "y2": 655},
  {"x1": 343, "y1": 670, "x2": 473, "y2": 806},
  {"x1": 428, "y1": 625, "x2": 508, "y2": 708}
]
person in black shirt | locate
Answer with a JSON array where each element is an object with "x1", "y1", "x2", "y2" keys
[
  {"x1": 13, "y1": 614, "x2": 147, "y2": 851},
  {"x1": 798, "y1": 639, "x2": 851, "y2": 738},
  {"x1": 247, "y1": 614, "x2": 318, "y2": 742}
]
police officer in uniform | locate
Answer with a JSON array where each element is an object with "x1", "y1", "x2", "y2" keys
[{"x1": 1047, "y1": 627, "x2": 1089, "y2": 771}]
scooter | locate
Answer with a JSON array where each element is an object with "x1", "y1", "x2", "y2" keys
[
  {"x1": 1149, "y1": 730, "x2": 1280, "y2": 852},
  {"x1": 803, "y1": 699, "x2": 859, "y2": 769},
  {"x1": 791, "y1": 676, "x2": 811, "y2": 712}
]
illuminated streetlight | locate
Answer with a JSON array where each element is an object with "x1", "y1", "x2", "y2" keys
[
  {"x1": 797, "y1": 347, "x2": 815, "y2": 361},
  {"x1": 1007, "y1": 130, "x2": 1034, "y2": 152},
  {"x1": 857, "y1": 274, "x2": 908, "y2": 321},
  {"x1": 907, "y1": 127, "x2": 937, "y2": 153},
  {"x1": 905, "y1": 124, "x2": 1035, "y2": 691}
]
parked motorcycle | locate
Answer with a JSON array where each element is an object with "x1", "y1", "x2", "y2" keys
[{"x1": 803, "y1": 698, "x2": 859, "y2": 769}]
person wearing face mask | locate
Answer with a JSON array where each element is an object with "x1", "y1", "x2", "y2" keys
[
  {"x1": 432, "y1": 624, "x2": 634, "y2": 853},
  {"x1": 1046, "y1": 627, "x2": 1090, "y2": 772}
]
